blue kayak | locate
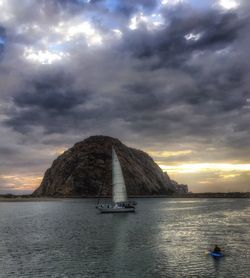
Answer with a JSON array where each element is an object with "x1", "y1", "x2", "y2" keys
[{"x1": 211, "y1": 252, "x2": 224, "y2": 258}]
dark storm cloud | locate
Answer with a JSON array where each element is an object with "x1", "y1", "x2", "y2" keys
[
  {"x1": 0, "y1": 26, "x2": 6, "y2": 39},
  {"x1": 0, "y1": 146, "x2": 19, "y2": 156},
  {"x1": 14, "y1": 75, "x2": 83, "y2": 111},
  {"x1": 4, "y1": 72, "x2": 89, "y2": 133},
  {"x1": 2, "y1": 2, "x2": 249, "y2": 139},
  {"x1": 122, "y1": 9, "x2": 245, "y2": 64},
  {"x1": 4, "y1": 4, "x2": 250, "y2": 144}
]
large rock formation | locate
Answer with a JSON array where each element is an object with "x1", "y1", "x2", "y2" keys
[{"x1": 33, "y1": 136, "x2": 188, "y2": 197}]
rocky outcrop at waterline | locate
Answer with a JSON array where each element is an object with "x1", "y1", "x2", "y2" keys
[{"x1": 33, "y1": 136, "x2": 188, "y2": 197}]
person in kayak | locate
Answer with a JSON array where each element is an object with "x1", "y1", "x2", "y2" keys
[{"x1": 213, "y1": 245, "x2": 221, "y2": 253}]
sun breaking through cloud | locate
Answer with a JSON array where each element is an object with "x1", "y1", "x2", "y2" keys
[{"x1": 219, "y1": 0, "x2": 239, "y2": 10}]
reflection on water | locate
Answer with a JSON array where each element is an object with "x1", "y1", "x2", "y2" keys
[{"x1": 0, "y1": 198, "x2": 250, "y2": 277}]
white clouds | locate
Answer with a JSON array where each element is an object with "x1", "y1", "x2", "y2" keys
[
  {"x1": 185, "y1": 32, "x2": 202, "y2": 41},
  {"x1": 0, "y1": 0, "x2": 14, "y2": 23},
  {"x1": 113, "y1": 29, "x2": 123, "y2": 38},
  {"x1": 218, "y1": 0, "x2": 239, "y2": 10},
  {"x1": 54, "y1": 21, "x2": 103, "y2": 46},
  {"x1": 23, "y1": 47, "x2": 69, "y2": 64},
  {"x1": 129, "y1": 12, "x2": 164, "y2": 31},
  {"x1": 17, "y1": 16, "x2": 125, "y2": 65},
  {"x1": 129, "y1": 15, "x2": 138, "y2": 30},
  {"x1": 161, "y1": 0, "x2": 185, "y2": 5},
  {"x1": 19, "y1": 19, "x2": 105, "y2": 64},
  {"x1": 17, "y1": 23, "x2": 41, "y2": 35}
]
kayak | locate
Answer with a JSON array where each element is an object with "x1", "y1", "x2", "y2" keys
[{"x1": 211, "y1": 252, "x2": 224, "y2": 258}]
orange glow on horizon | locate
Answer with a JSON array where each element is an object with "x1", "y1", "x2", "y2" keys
[
  {"x1": 1, "y1": 175, "x2": 42, "y2": 191},
  {"x1": 159, "y1": 163, "x2": 250, "y2": 173},
  {"x1": 2, "y1": 162, "x2": 250, "y2": 193},
  {"x1": 54, "y1": 147, "x2": 68, "y2": 155},
  {"x1": 149, "y1": 149, "x2": 193, "y2": 157}
]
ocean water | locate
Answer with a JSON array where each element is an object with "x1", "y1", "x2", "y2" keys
[{"x1": 0, "y1": 198, "x2": 250, "y2": 278}]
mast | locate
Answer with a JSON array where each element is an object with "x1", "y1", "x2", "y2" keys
[
  {"x1": 97, "y1": 182, "x2": 104, "y2": 205},
  {"x1": 112, "y1": 147, "x2": 128, "y2": 203}
]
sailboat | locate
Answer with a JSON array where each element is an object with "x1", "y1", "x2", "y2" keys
[{"x1": 96, "y1": 147, "x2": 136, "y2": 213}]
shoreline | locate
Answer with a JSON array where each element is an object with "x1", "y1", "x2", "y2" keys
[{"x1": 1, "y1": 192, "x2": 250, "y2": 201}]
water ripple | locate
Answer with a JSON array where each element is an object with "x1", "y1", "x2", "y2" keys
[{"x1": 0, "y1": 198, "x2": 250, "y2": 277}]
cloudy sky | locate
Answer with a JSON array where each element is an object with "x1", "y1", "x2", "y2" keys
[{"x1": 0, "y1": 0, "x2": 250, "y2": 194}]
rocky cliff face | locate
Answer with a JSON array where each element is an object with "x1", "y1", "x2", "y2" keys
[{"x1": 33, "y1": 136, "x2": 188, "y2": 197}]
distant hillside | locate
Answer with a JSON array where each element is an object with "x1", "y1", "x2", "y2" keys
[{"x1": 33, "y1": 135, "x2": 188, "y2": 197}]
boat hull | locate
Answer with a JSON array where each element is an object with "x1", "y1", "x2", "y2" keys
[
  {"x1": 211, "y1": 252, "x2": 224, "y2": 258},
  {"x1": 97, "y1": 207, "x2": 135, "y2": 213}
]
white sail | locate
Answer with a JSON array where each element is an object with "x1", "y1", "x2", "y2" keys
[{"x1": 112, "y1": 147, "x2": 128, "y2": 203}]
